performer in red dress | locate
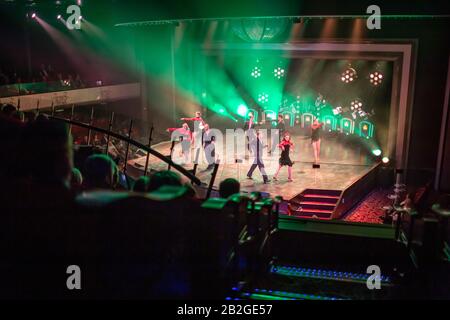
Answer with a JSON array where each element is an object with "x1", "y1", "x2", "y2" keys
[
  {"x1": 167, "y1": 123, "x2": 192, "y2": 164},
  {"x1": 273, "y1": 133, "x2": 294, "y2": 182}
]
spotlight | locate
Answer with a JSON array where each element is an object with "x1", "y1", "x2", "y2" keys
[
  {"x1": 251, "y1": 66, "x2": 261, "y2": 78},
  {"x1": 237, "y1": 104, "x2": 248, "y2": 117},
  {"x1": 341, "y1": 67, "x2": 357, "y2": 83},
  {"x1": 258, "y1": 93, "x2": 269, "y2": 104},
  {"x1": 382, "y1": 156, "x2": 390, "y2": 164},
  {"x1": 31, "y1": 13, "x2": 37, "y2": 19},
  {"x1": 372, "y1": 149, "x2": 382, "y2": 156},
  {"x1": 369, "y1": 71, "x2": 383, "y2": 86},
  {"x1": 350, "y1": 99, "x2": 363, "y2": 111},
  {"x1": 332, "y1": 106, "x2": 343, "y2": 115},
  {"x1": 57, "y1": 14, "x2": 62, "y2": 20},
  {"x1": 274, "y1": 67, "x2": 285, "y2": 79},
  {"x1": 78, "y1": 16, "x2": 83, "y2": 21}
]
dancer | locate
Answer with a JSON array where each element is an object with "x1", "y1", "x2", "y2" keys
[
  {"x1": 243, "y1": 112, "x2": 256, "y2": 131},
  {"x1": 167, "y1": 123, "x2": 192, "y2": 164},
  {"x1": 203, "y1": 123, "x2": 216, "y2": 171},
  {"x1": 247, "y1": 130, "x2": 270, "y2": 184},
  {"x1": 244, "y1": 112, "x2": 256, "y2": 156},
  {"x1": 270, "y1": 114, "x2": 285, "y2": 154},
  {"x1": 181, "y1": 111, "x2": 205, "y2": 163},
  {"x1": 311, "y1": 118, "x2": 324, "y2": 165},
  {"x1": 273, "y1": 133, "x2": 294, "y2": 182}
]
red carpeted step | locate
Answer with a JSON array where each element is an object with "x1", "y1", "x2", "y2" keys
[
  {"x1": 298, "y1": 202, "x2": 336, "y2": 211},
  {"x1": 288, "y1": 189, "x2": 342, "y2": 220},
  {"x1": 290, "y1": 213, "x2": 331, "y2": 220},
  {"x1": 295, "y1": 208, "x2": 334, "y2": 214},
  {"x1": 291, "y1": 195, "x2": 339, "y2": 205},
  {"x1": 303, "y1": 194, "x2": 340, "y2": 199}
]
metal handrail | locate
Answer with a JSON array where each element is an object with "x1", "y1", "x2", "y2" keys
[{"x1": 49, "y1": 116, "x2": 202, "y2": 186}]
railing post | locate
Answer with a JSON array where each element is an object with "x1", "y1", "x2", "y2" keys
[
  {"x1": 205, "y1": 161, "x2": 220, "y2": 199},
  {"x1": 123, "y1": 119, "x2": 133, "y2": 189},
  {"x1": 51, "y1": 101, "x2": 55, "y2": 116},
  {"x1": 144, "y1": 124, "x2": 154, "y2": 176},
  {"x1": 87, "y1": 106, "x2": 94, "y2": 146},
  {"x1": 168, "y1": 140, "x2": 176, "y2": 171},
  {"x1": 17, "y1": 98, "x2": 21, "y2": 110},
  {"x1": 69, "y1": 104, "x2": 75, "y2": 135},
  {"x1": 36, "y1": 99, "x2": 40, "y2": 114},
  {"x1": 105, "y1": 111, "x2": 114, "y2": 155}
]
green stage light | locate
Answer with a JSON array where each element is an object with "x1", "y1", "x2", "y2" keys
[
  {"x1": 251, "y1": 66, "x2": 261, "y2": 78},
  {"x1": 258, "y1": 93, "x2": 269, "y2": 104},
  {"x1": 237, "y1": 104, "x2": 248, "y2": 117},
  {"x1": 372, "y1": 149, "x2": 382, "y2": 156},
  {"x1": 219, "y1": 108, "x2": 225, "y2": 113},
  {"x1": 274, "y1": 67, "x2": 285, "y2": 79},
  {"x1": 382, "y1": 157, "x2": 390, "y2": 164}
]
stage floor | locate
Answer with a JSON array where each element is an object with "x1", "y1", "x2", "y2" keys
[{"x1": 127, "y1": 135, "x2": 377, "y2": 200}]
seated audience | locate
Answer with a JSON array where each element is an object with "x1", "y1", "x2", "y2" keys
[
  {"x1": 219, "y1": 178, "x2": 240, "y2": 198},
  {"x1": 1, "y1": 103, "x2": 17, "y2": 117},
  {"x1": 83, "y1": 153, "x2": 119, "y2": 190},
  {"x1": 147, "y1": 170, "x2": 182, "y2": 192},
  {"x1": 133, "y1": 176, "x2": 151, "y2": 192},
  {"x1": 17, "y1": 118, "x2": 75, "y2": 208},
  {"x1": 71, "y1": 167, "x2": 84, "y2": 194}
]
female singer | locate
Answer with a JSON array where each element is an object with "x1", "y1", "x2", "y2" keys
[
  {"x1": 167, "y1": 123, "x2": 192, "y2": 164},
  {"x1": 311, "y1": 118, "x2": 324, "y2": 165},
  {"x1": 273, "y1": 133, "x2": 294, "y2": 182}
]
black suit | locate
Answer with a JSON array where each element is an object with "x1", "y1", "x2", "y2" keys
[{"x1": 247, "y1": 137, "x2": 268, "y2": 182}]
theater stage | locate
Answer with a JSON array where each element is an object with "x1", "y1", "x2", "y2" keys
[{"x1": 126, "y1": 134, "x2": 378, "y2": 201}]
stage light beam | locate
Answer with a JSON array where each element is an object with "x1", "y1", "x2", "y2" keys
[
  {"x1": 237, "y1": 104, "x2": 248, "y2": 117},
  {"x1": 372, "y1": 149, "x2": 382, "y2": 156}
]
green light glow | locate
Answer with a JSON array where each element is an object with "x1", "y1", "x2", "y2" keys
[
  {"x1": 372, "y1": 149, "x2": 382, "y2": 156},
  {"x1": 237, "y1": 104, "x2": 248, "y2": 117}
]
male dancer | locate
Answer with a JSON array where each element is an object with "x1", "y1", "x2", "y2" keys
[
  {"x1": 181, "y1": 111, "x2": 205, "y2": 163},
  {"x1": 243, "y1": 112, "x2": 256, "y2": 157},
  {"x1": 247, "y1": 130, "x2": 270, "y2": 184}
]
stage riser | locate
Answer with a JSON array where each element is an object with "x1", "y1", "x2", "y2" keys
[
  {"x1": 293, "y1": 197, "x2": 338, "y2": 205},
  {"x1": 297, "y1": 203, "x2": 336, "y2": 211}
]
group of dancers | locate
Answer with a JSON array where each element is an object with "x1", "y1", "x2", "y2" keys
[
  {"x1": 167, "y1": 111, "x2": 324, "y2": 183},
  {"x1": 166, "y1": 111, "x2": 216, "y2": 171}
]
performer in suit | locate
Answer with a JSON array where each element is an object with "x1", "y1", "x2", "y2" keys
[
  {"x1": 273, "y1": 133, "x2": 294, "y2": 182},
  {"x1": 247, "y1": 130, "x2": 270, "y2": 184},
  {"x1": 244, "y1": 112, "x2": 256, "y2": 156},
  {"x1": 311, "y1": 118, "x2": 324, "y2": 165},
  {"x1": 167, "y1": 123, "x2": 192, "y2": 164},
  {"x1": 203, "y1": 123, "x2": 216, "y2": 171},
  {"x1": 181, "y1": 111, "x2": 205, "y2": 163}
]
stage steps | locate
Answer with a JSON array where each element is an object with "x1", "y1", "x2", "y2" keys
[{"x1": 288, "y1": 189, "x2": 342, "y2": 219}]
